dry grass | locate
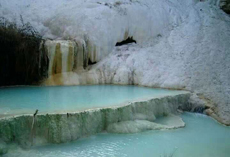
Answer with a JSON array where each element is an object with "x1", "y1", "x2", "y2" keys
[{"x1": 0, "y1": 16, "x2": 48, "y2": 86}]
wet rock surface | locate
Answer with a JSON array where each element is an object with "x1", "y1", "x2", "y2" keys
[{"x1": 0, "y1": 93, "x2": 190, "y2": 147}]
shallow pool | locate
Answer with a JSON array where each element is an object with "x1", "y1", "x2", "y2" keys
[
  {"x1": 0, "y1": 85, "x2": 186, "y2": 117},
  {"x1": 4, "y1": 113, "x2": 230, "y2": 157}
]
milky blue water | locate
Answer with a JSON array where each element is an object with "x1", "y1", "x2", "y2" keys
[
  {"x1": 0, "y1": 85, "x2": 186, "y2": 117},
  {"x1": 4, "y1": 113, "x2": 230, "y2": 157}
]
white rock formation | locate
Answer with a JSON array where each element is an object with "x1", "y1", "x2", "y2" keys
[
  {"x1": 0, "y1": 0, "x2": 230, "y2": 124},
  {"x1": 107, "y1": 115, "x2": 185, "y2": 134},
  {"x1": 0, "y1": 93, "x2": 190, "y2": 147},
  {"x1": 0, "y1": 0, "x2": 184, "y2": 62}
]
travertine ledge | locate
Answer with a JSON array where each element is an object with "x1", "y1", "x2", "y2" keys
[{"x1": 0, "y1": 93, "x2": 190, "y2": 147}]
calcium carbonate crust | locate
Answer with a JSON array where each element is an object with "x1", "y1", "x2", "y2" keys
[
  {"x1": 0, "y1": 93, "x2": 190, "y2": 150},
  {"x1": 0, "y1": 0, "x2": 229, "y2": 124}
]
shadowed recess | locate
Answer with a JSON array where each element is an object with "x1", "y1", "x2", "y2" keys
[{"x1": 115, "y1": 37, "x2": 136, "y2": 46}]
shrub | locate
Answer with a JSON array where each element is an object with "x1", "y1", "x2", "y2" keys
[{"x1": 0, "y1": 16, "x2": 48, "y2": 86}]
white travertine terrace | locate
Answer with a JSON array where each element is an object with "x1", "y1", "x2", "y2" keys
[{"x1": 0, "y1": 93, "x2": 190, "y2": 147}]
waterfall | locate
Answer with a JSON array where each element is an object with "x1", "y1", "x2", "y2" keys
[
  {"x1": 45, "y1": 40, "x2": 75, "y2": 76},
  {"x1": 44, "y1": 39, "x2": 98, "y2": 78},
  {"x1": 74, "y1": 39, "x2": 86, "y2": 71}
]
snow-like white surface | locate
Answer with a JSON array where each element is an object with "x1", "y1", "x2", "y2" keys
[
  {"x1": 0, "y1": 0, "x2": 184, "y2": 61},
  {"x1": 0, "y1": 0, "x2": 230, "y2": 123}
]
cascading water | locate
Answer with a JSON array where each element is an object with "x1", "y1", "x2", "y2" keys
[
  {"x1": 44, "y1": 38, "x2": 98, "y2": 77},
  {"x1": 42, "y1": 38, "x2": 102, "y2": 85},
  {"x1": 45, "y1": 40, "x2": 78, "y2": 75}
]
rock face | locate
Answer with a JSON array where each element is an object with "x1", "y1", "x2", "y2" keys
[
  {"x1": 0, "y1": 93, "x2": 190, "y2": 147},
  {"x1": 44, "y1": 39, "x2": 99, "y2": 77},
  {"x1": 45, "y1": 40, "x2": 84, "y2": 75},
  {"x1": 0, "y1": 0, "x2": 179, "y2": 63},
  {"x1": 220, "y1": 0, "x2": 230, "y2": 13},
  {"x1": 45, "y1": 40, "x2": 76, "y2": 76}
]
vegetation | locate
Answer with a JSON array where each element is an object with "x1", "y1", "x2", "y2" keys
[{"x1": 0, "y1": 16, "x2": 48, "y2": 86}]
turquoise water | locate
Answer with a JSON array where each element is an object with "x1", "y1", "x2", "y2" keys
[
  {"x1": 4, "y1": 113, "x2": 230, "y2": 157},
  {"x1": 0, "y1": 85, "x2": 185, "y2": 117}
]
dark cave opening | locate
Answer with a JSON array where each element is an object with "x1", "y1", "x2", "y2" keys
[
  {"x1": 115, "y1": 37, "x2": 136, "y2": 46},
  {"x1": 88, "y1": 58, "x2": 97, "y2": 66}
]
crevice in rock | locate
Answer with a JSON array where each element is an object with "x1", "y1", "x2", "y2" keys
[
  {"x1": 88, "y1": 58, "x2": 97, "y2": 66},
  {"x1": 115, "y1": 37, "x2": 136, "y2": 46}
]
